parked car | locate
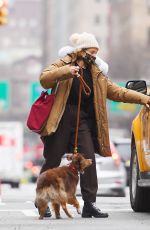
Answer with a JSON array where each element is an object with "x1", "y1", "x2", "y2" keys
[
  {"x1": 126, "y1": 80, "x2": 150, "y2": 212},
  {"x1": 60, "y1": 141, "x2": 127, "y2": 197},
  {"x1": 23, "y1": 143, "x2": 44, "y2": 183},
  {"x1": 24, "y1": 158, "x2": 44, "y2": 183},
  {"x1": 96, "y1": 142, "x2": 126, "y2": 197},
  {"x1": 112, "y1": 138, "x2": 131, "y2": 185}
]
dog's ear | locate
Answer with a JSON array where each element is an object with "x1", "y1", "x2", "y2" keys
[{"x1": 66, "y1": 154, "x2": 73, "y2": 161}]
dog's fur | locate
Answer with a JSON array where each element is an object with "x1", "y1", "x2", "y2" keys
[{"x1": 35, "y1": 153, "x2": 92, "y2": 219}]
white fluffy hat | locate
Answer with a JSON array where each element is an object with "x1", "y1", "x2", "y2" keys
[{"x1": 70, "y1": 32, "x2": 99, "y2": 50}]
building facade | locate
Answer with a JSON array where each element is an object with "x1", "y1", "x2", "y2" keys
[
  {"x1": 45, "y1": 0, "x2": 111, "y2": 65},
  {"x1": 0, "y1": 0, "x2": 43, "y2": 121},
  {"x1": 110, "y1": 0, "x2": 150, "y2": 81}
]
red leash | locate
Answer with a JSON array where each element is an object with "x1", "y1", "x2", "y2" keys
[{"x1": 73, "y1": 68, "x2": 91, "y2": 154}]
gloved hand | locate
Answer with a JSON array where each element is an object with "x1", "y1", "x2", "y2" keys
[{"x1": 145, "y1": 98, "x2": 150, "y2": 109}]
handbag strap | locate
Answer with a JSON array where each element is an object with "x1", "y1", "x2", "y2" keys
[
  {"x1": 74, "y1": 68, "x2": 91, "y2": 154},
  {"x1": 51, "y1": 81, "x2": 59, "y2": 94}
]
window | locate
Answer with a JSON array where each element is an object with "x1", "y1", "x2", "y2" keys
[
  {"x1": 95, "y1": 15, "x2": 101, "y2": 24},
  {"x1": 29, "y1": 19, "x2": 38, "y2": 28},
  {"x1": 147, "y1": 0, "x2": 150, "y2": 14},
  {"x1": 18, "y1": 19, "x2": 27, "y2": 28}
]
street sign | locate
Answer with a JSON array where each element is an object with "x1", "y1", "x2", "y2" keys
[
  {"x1": 30, "y1": 82, "x2": 42, "y2": 105},
  {"x1": 0, "y1": 81, "x2": 9, "y2": 111},
  {"x1": 108, "y1": 82, "x2": 140, "y2": 115}
]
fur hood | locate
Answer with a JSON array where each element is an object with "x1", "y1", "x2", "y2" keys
[{"x1": 58, "y1": 46, "x2": 109, "y2": 75}]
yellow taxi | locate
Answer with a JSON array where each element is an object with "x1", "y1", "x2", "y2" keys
[{"x1": 126, "y1": 80, "x2": 150, "y2": 212}]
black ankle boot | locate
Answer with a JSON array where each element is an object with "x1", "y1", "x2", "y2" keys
[
  {"x1": 82, "y1": 202, "x2": 109, "y2": 218},
  {"x1": 35, "y1": 203, "x2": 52, "y2": 218}
]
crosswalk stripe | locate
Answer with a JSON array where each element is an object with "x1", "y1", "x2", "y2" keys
[
  {"x1": 0, "y1": 208, "x2": 132, "y2": 216},
  {"x1": 22, "y1": 210, "x2": 38, "y2": 217},
  {"x1": 0, "y1": 209, "x2": 23, "y2": 211},
  {"x1": 0, "y1": 202, "x2": 6, "y2": 206},
  {"x1": 101, "y1": 209, "x2": 132, "y2": 212}
]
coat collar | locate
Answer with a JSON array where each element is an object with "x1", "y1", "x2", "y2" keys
[
  {"x1": 91, "y1": 63, "x2": 102, "y2": 79},
  {"x1": 60, "y1": 54, "x2": 102, "y2": 79},
  {"x1": 60, "y1": 53, "x2": 77, "y2": 64},
  {"x1": 60, "y1": 55, "x2": 72, "y2": 64}
]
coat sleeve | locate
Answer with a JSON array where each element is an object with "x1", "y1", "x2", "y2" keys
[
  {"x1": 107, "y1": 78, "x2": 149, "y2": 105},
  {"x1": 39, "y1": 59, "x2": 74, "y2": 89}
]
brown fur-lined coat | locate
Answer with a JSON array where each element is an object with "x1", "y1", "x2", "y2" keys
[{"x1": 39, "y1": 54, "x2": 149, "y2": 157}]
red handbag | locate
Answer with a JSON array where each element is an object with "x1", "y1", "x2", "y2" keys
[{"x1": 27, "y1": 91, "x2": 55, "y2": 134}]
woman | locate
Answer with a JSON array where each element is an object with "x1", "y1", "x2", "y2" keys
[{"x1": 38, "y1": 32, "x2": 150, "y2": 218}]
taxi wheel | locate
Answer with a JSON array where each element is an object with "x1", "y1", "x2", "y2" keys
[
  {"x1": 11, "y1": 182, "x2": 20, "y2": 189},
  {"x1": 130, "y1": 144, "x2": 150, "y2": 212}
]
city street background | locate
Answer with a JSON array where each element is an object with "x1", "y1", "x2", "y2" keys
[
  {"x1": 0, "y1": 0, "x2": 150, "y2": 229},
  {"x1": 1, "y1": 0, "x2": 150, "y2": 136}
]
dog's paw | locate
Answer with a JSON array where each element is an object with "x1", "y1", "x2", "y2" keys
[
  {"x1": 77, "y1": 208, "x2": 81, "y2": 215},
  {"x1": 56, "y1": 215, "x2": 62, "y2": 219}
]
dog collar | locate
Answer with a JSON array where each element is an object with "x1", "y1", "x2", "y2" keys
[{"x1": 68, "y1": 163, "x2": 78, "y2": 175}]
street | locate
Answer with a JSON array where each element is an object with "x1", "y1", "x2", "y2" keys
[{"x1": 0, "y1": 184, "x2": 150, "y2": 230}]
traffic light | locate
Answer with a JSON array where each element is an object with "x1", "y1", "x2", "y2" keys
[{"x1": 0, "y1": 0, "x2": 8, "y2": 26}]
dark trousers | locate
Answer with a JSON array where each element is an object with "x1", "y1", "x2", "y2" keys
[{"x1": 40, "y1": 104, "x2": 98, "y2": 202}]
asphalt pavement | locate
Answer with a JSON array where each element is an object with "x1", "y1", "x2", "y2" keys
[{"x1": 0, "y1": 184, "x2": 150, "y2": 230}]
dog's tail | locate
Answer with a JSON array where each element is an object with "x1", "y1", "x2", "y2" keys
[
  {"x1": 36, "y1": 177, "x2": 67, "y2": 204},
  {"x1": 49, "y1": 177, "x2": 67, "y2": 202}
]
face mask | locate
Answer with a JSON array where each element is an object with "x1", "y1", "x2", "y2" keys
[{"x1": 83, "y1": 52, "x2": 96, "y2": 65}]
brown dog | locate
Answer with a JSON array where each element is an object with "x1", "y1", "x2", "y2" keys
[{"x1": 35, "y1": 153, "x2": 92, "y2": 219}]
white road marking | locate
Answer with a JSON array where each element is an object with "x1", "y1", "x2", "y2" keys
[
  {"x1": 102, "y1": 208, "x2": 132, "y2": 212},
  {"x1": 0, "y1": 209, "x2": 23, "y2": 211},
  {"x1": 0, "y1": 197, "x2": 132, "y2": 216},
  {"x1": 0, "y1": 202, "x2": 6, "y2": 206},
  {"x1": 0, "y1": 209, "x2": 38, "y2": 216},
  {"x1": 22, "y1": 209, "x2": 38, "y2": 217},
  {"x1": 0, "y1": 208, "x2": 132, "y2": 216},
  {"x1": 25, "y1": 201, "x2": 34, "y2": 204}
]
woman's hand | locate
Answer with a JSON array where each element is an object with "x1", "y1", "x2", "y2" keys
[
  {"x1": 145, "y1": 98, "x2": 150, "y2": 109},
  {"x1": 70, "y1": 66, "x2": 80, "y2": 77}
]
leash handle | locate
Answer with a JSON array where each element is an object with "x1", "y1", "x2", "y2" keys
[
  {"x1": 79, "y1": 75, "x2": 91, "y2": 96},
  {"x1": 74, "y1": 68, "x2": 91, "y2": 154}
]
